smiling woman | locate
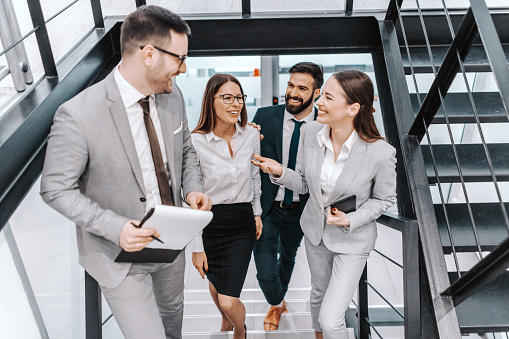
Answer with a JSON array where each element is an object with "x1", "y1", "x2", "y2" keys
[{"x1": 190, "y1": 73, "x2": 262, "y2": 339}]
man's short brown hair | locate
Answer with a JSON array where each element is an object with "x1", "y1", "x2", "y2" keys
[{"x1": 120, "y1": 5, "x2": 191, "y2": 56}]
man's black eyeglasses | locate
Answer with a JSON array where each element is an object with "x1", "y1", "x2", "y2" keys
[
  {"x1": 215, "y1": 94, "x2": 248, "y2": 105},
  {"x1": 140, "y1": 45, "x2": 187, "y2": 67}
]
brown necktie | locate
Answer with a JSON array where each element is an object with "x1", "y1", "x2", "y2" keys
[{"x1": 138, "y1": 96, "x2": 174, "y2": 206}]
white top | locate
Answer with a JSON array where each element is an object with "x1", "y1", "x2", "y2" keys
[
  {"x1": 317, "y1": 126, "x2": 358, "y2": 202},
  {"x1": 275, "y1": 109, "x2": 315, "y2": 202},
  {"x1": 190, "y1": 123, "x2": 262, "y2": 252},
  {"x1": 114, "y1": 66, "x2": 170, "y2": 214}
]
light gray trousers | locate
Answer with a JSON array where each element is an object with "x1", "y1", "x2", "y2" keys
[
  {"x1": 101, "y1": 250, "x2": 185, "y2": 339},
  {"x1": 305, "y1": 237, "x2": 369, "y2": 339}
]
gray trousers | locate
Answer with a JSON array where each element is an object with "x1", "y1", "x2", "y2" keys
[
  {"x1": 101, "y1": 250, "x2": 185, "y2": 339},
  {"x1": 305, "y1": 237, "x2": 368, "y2": 339}
]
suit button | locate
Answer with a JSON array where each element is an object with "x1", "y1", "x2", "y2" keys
[{"x1": 140, "y1": 197, "x2": 146, "y2": 202}]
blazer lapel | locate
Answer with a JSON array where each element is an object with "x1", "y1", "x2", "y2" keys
[
  {"x1": 325, "y1": 138, "x2": 368, "y2": 207},
  {"x1": 106, "y1": 74, "x2": 145, "y2": 194},
  {"x1": 273, "y1": 106, "x2": 284, "y2": 163},
  {"x1": 155, "y1": 93, "x2": 176, "y2": 188},
  {"x1": 310, "y1": 135, "x2": 325, "y2": 207}
]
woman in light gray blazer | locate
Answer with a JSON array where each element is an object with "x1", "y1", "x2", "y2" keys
[{"x1": 253, "y1": 70, "x2": 397, "y2": 339}]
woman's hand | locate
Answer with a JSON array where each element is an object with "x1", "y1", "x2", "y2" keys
[
  {"x1": 192, "y1": 251, "x2": 208, "y2": 279},
  {"x1": 252, "y1": 154, "x2": 283, "y2": 176},
  {"x1": 255, "y1": 216, "x2": 263, "y2": 240},
  {"x1": 327, "y1": 207, "x2": 350, "y2": 227}
]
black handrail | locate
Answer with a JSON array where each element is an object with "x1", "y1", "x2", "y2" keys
[
  {"x1": 407, "y1": 7, "x2": 477, "y2": 140},
  {"x1": 442, "y1": 235, "x2": 509, "y2": 306}
]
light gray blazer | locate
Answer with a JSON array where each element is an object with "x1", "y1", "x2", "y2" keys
[
  {"x1": 40, "y1": 72, "x2": 203, "y2": 289},
  {"x1": 276, "y1": 121, "x2": 397, "y2": 254}
]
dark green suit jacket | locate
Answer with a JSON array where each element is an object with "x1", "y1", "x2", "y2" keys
[{"x1": 252, "y1": 104, "x2": 318, "y2": 218}]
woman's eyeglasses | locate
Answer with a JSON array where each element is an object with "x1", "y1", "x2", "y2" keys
[{"x1": 215, "y1": 94, "x2": 247, "y2": 104}]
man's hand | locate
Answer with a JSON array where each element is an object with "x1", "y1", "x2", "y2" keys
[
  {"x1": 255, "y1": 216, "x2": 263, "y2": 240},
  {"x1": 247, "y1": 122, "x2": 264, "y2": 140},
  {"x1": 192, "y1": 251, "x2": 208, "y2": 279},
  {"x1": 326, "y1": 207, "x2": 350, "y2": 227},
  {"x1": 252, "y1": 154, "x2": 284, "y2": 176},
  {"x1": 119, "y1": 220, "x2": 160, "y2": 252},
  {"x1": 186, "y1": 191, "x2": 212, "y2": 211}
]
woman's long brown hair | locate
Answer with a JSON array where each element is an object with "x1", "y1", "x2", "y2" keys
[
  {"x1": 192, "y1": 73, "x2": 248, "y2": 134},
  {"x1": 332, "y1": 70, "x2": 383, "y2": 143}
]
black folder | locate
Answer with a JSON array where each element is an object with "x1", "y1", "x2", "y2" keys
[
  {"x1": 114, "y1": 208, "x2": 182, "y2": 263},
  {"x1": 115, "y1": 248, "x2": 182, "y2": 263},
  {"x1": 330, "y1": 195, "x2": 357, "y2": 214}
]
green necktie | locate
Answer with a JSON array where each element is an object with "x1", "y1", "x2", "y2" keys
[{"x1": 283, "y1": 119, "x2": 304, "y2": 205}]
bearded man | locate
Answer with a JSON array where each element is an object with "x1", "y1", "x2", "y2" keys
[{"x1": 252, "y1": 62, "x2": 323, "y2": 331}]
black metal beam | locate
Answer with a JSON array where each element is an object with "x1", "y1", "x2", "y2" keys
[
  {"x1": 85, "y1": 272, "x2": 102, "y2": 339},
  {"x1": 186, "y1": 16, "x2": 381, "y2": 56},
  {"x1": 90, "y1": 0, "x2": 105, "y2": 29},
  {"x1": 345, "y1": 0, "x2": 353, "y2": 17},
  {"x1": 26, "y1": 0, "x2": 57, "y2": 77},
  {"x1": 358, "y1": 265, "x2": 370, "y2": 339},
  {"x1": 242, "y1": 0, "x2": 251, "y2": 18},
  {"x1": 408, "y1": 8, "x2": 478, "y2": 140},
  {"x1": 471, "y1": 0, "x2": 509, "y2": 120},
  {"x1": 442, "y1": 236, "x2": 509, "y2": 306},
  {"x1": 403, "y1": 220, "x2": 421, "y2": 338},
  {"x1": 385, "y1": 0, "x2": 404, "y2": 25},
  {"x1": 135, "y1": 0, "x2": 146, "y2": 7}
]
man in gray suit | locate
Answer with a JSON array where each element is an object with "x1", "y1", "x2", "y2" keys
[{"x1": 40, "y1": 6, "x2": 211, "y2": 339}]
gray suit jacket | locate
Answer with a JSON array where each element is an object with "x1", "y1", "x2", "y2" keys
[
  {"x1": 276, "y1": 121, "x2": 397, "y2": 254},
  {"x1": 40, "y1": 72, "x2": 203, "y2": 289}
]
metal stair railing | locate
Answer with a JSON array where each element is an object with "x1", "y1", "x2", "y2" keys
[
  {"x1": 405, "y1": 0, "x2": 509, "y2": 306},
  {"x1": 352, "y1": 213, "x2": 419, "y2": 339},
  {"x1": 0, "y1": 0, "x2": 34, "y2": 92},
  {"x1": 374, "y1": 0, "x2": 462, "y2": 337},
  {"x1": 380, "y1": 0, "x2": 509, "y2": 337}
]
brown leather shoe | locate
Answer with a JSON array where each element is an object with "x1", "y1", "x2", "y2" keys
[{"x1": 263, "y1": 300, "x2": 287, "y2": 330}]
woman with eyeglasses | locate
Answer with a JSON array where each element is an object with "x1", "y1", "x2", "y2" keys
[
  {"x1": 253, "y1": 70, "x2": 397, "y2": 339},
  {"x1": 190, "y1": 73, "x2": 263, "y2": 339}
]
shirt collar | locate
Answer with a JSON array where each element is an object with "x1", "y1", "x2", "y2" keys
[
  {"x1": 317, "y1": 125, "x2": 358, "y2": 153},
  {"x1": 284, "y1": 108, "x2": 315, "y2": 124},
  {"x1": 114, "y1": 65, "x2": 153, "y2": 109},
  {"x1": 204, "y1": 122, "x2": 244, "y2": 142}
]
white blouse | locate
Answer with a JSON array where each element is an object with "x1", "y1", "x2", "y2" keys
[
  {"x1": 190, "y1": 123, "x2": 262, "y2": 252},
  {"x1": 316, "y1": 126, "x2": 358, "y2": 202}
]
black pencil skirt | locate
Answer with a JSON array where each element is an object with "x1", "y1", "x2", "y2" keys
[{"x1": 203, "y1": 203, "x2": 256, "y2": 298}]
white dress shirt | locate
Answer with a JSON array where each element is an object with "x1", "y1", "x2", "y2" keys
[
  {"x1": 190, "y1": 123, "x2": 262, "y2": 252},
  {"x1": 274, "y1": 109, "x2": 315, "y2": 202},
  {"x1": 114, "y1": 66, "x2": 170, "y2": 214},
  {"x1": 317, "y1": 126, "x2": 358, "y2": 202}
]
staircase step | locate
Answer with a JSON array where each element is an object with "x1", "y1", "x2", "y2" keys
[
  {"x1": 422, "y1": 144, "x2": 509, "y2": 184},
  {"x1": 448, "y1": 271, "x2": 509, "y2": 334},
  {"x1": 182, "y1": 329, "x2": 318, "y2": 338},
  {"x1": 184, "y1": 299, "x2": 310, "y2": 315},
  {"x1": 411, "y1": 92, "x2": 509, "y2": 124},
  {"x1": 185, "y1": 287, "x2": 311, "y2": 302},
  {"x1": 182, "y1": 312, "x2": 312, "y2": 332},
  {"x1": 435, "y1": 203, "x2": 509, "y2": 253},
  {"x1": 402, "y1": 45, "x2": 509, "y2": 74}
]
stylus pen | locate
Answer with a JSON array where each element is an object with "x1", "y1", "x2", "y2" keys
[
  {"x1": 131, "y1": 222, "x2": 164, "y2": 244},
  {"x1": 131, "y1": 208, "x2": 164, "y2": 244}
]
